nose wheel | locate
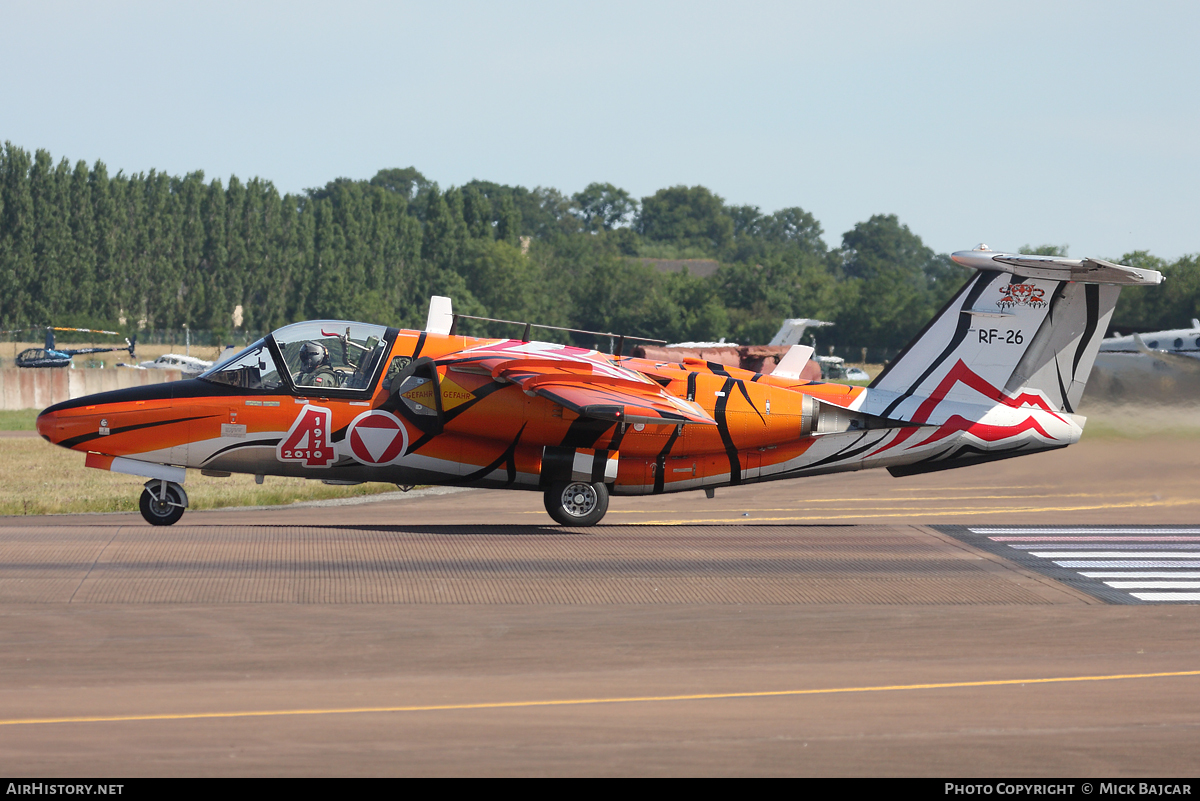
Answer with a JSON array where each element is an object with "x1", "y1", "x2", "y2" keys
[
  {"x1": 139, "y1": 479, "x2": 188, "y2": 526},
  {"x1": 543, "y1": 481, "x2": 609, "y2": 526}
]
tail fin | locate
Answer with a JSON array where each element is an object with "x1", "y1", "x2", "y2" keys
[
  {"x1": 851, "y1": 248, "x2": 1162, "y2": 476},
  {"x1": 868, "y1": 248, "x2": 1163, "y2": 419}
]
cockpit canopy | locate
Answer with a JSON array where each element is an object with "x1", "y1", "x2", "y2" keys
[{"x1": 199, "y1": 320, "x2": 392, "y2": 392}]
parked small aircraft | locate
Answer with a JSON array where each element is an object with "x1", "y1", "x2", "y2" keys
[
  {"x1": 36, "y1": 246, "x2": 1163, "y2": 526},
  {"x1": 138, "y1": 353, "x2": 214, "y2": 376}
]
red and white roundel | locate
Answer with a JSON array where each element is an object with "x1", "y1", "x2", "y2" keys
[{"x1": 345, "y1": 411, "x2": 409, "y2": 466}]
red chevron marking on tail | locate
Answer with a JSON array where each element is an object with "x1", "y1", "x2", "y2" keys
[
  {"x1": 910, "y1": 414, "x2": 1054, "y2": 449},
  {"x1": 868, "y1": 360, "x2": 1064, "y2": 457}
]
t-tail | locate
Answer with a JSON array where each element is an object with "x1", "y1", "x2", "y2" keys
[{"x1": 852, "y1": 246, "x2": 1164, "y2": 476}]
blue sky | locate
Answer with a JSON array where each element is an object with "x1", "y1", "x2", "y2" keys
[{"x1": 3, "y1": 1, "x2": 1198, "y2": 260}]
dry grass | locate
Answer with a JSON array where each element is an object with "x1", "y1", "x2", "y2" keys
[
  {"x1": 0, "y1": 437, "x2": 398, "y2": 516},
  {"x1": 1077, "y1": 403, "x2": 1200, "y2": 440}
]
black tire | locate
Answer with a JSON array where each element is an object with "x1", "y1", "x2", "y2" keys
[
  {"x1": 543, "y1": 481, "x2": 609, "y2": 526},
  {"x1": 139, "y1": 484, "x2": 185, "y2": 526}
]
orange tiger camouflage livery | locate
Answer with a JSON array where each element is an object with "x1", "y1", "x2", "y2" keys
[{"x1": 37, "y1": 248, "x2": 1164, "y2": 526}]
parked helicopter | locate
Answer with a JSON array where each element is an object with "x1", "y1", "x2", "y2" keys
[
  {"x1": 6, "y1": 327, "x2": 135, "y2": 368},
  {"x1": 36, "y1": 247, "x2": 1163, "y2": 526}
]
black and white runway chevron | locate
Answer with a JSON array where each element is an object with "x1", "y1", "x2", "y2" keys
[{"x1": 938, "y1": 526, "x2": 1200, "y2": 604}]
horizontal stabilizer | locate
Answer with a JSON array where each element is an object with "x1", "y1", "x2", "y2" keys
[
  {"x1": 952, "y1": 250, "x2": 1164, "y2": 286},
  {"x1": 771, "y1": 344, "x2": 814, "y2": 381},
  {"x1": 768, "y1": 318, "x2": 832, "y2": 347}
]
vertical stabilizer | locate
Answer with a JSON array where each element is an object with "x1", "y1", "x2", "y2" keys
[
  {"x1": 426, "y1": 296, "x2": 454, "y2": 335},
  {"x1": 849, "y1": 248, "x2": 1162, "y2": 476},
  {"x1": 868, "y1": 249, "x2": 1161, "y2": 421}
]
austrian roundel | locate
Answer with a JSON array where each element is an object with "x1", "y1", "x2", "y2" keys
[{"x1": 345, "y1": 411, "x2": 408, "y2": 466}]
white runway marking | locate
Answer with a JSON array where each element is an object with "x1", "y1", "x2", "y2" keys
[
  {"x1": 1054, "y1": 561, "x2": 1200, "y2": 568},
  {"x1": 969, "y1": 527, "x2": 1200, "y2": 604},
  {"x1": 1032, "y1": 551, "x2": 1200, "y2": 558},
  {"x1": 1001, "y1": 537, "x2": 1200, "y2": 543},
  {"x1": 975, "y1": 528, "x2": 1200, "y2": 535},
  {"x1": 1081, "y1": 572, "x2": 1200, "y2": 578},
  {"x1": 1103, "y1": 581, "x2": 1200, "y2": 589},
  {"x1": 1010, "y1": 543, "x2": 1200, "y2": 549}
]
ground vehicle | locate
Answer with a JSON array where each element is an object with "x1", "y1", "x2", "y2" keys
[
  {"x1": 36, "y1": 247, "x2": 1162, "y2": 526},
  {"x1": 815, "y1": 355, "x2": 869, "y2": 382}
]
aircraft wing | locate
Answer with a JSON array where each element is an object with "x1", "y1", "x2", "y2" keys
[
  {"x1": 524, "y1": 377, "x2": 716, "y2": 425},
  {"x1": 444, "y1": 349, "x2": 716, "y2": 426}
]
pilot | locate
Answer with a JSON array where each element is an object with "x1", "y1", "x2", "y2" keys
[{"x1": 295, "y1": 341, "x2": 339, "y2": 388}]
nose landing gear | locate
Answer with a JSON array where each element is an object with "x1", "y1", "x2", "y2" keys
[{"x1": 139, "y1": 479, "x2": 188, "y2": 526}]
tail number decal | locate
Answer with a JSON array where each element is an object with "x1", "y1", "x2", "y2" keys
[
  {"x1": 278, "y1": 405, "x2": 335, "y2": 468},
  {"x1": 977, "y1": 329, "x2": 1024, "y2": 344}
]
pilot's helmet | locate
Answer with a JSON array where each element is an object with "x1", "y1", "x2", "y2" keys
[{"x1": 300, "y1": 341, "x2": 328, "y2": 371}]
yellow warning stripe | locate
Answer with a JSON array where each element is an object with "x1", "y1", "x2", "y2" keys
[{"x1": 3, "y1": 670, "x2": 1198, "y2": 727}]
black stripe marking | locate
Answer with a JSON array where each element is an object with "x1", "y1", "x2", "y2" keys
[
  {"x1": 1073, "y1": 283, "x2": 1101, "y2": 378},
  {"x1": 788, "y1": 432, "x2": 880, "y2": 472},
  {"x1": 441, "y1": 380, "x2": 511, "y2": 424},
  {"x1": 715, "y1": 377, "x2": 741, "y2": 484},
  {"x1": 1041, "y1": 283, "x2": 1074, "y2": 413},
  {"x1": 560, "y1": 417, "x2": 613, "y2": 449},
  {"x1": 1055, "y1": 352, "x2": 1072, "y2": 414},
  {"x1": 653, "y1": 425, "x2": 683, "y2": 494},
  {"x1": 41, "y1": 378, "x2": 278, "y2": 415},
  {"x1": 607, "y1": 423, "x2": 628, "y2": 452},
  {"x1": 58, "y1": 414, "x2": 218, "y2": 450},
  {"x1": 200, "y1": 437, "x2": 283, "y2": 466},
  {"x1": 734, "y1": 380, "x2": 765, "y2": 424},
  {"x1": 405, "y1": 431, "x2": 436, "y2": 456},
  {"x1": 880, "y1": 273, "x2": 997, "y2": 417},
  {"x1": 456, "y1": 423, "x2": 527, "y2": 486},
  {"x1": 887, "y1": 441, "x2": 1061, "y2": 477},
  {"x1": 411, "y1": 331, "x2": 428, "y2": 360}
]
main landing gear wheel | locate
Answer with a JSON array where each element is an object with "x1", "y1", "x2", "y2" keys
[
  {"x1": 544, "y1": 481, "x2": 609, "y2": 526},
  {"x1": 139, "y1": 480, "x2": 186, "y2": 526}
]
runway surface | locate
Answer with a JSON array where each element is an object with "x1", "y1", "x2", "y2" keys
[{"x1": 1, "y1": 436, "x2": 1198, "y2": 776}]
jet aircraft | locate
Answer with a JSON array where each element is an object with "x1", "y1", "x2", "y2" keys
[
  {"x1": 1101, "y1": 319, "x2": 1200, "y2": 357},
  {"x1": 36, "y1": 247, "x2": 1163, "y2": 526}
]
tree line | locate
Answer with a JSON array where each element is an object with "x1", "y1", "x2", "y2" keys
[{"x1": 0, "y1": 142, "x2": 1192, "y2": 354}]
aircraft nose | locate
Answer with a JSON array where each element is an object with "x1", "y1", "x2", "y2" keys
[{"x1": 36, "y1": 407, "x2": 59, "y2": 442}]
